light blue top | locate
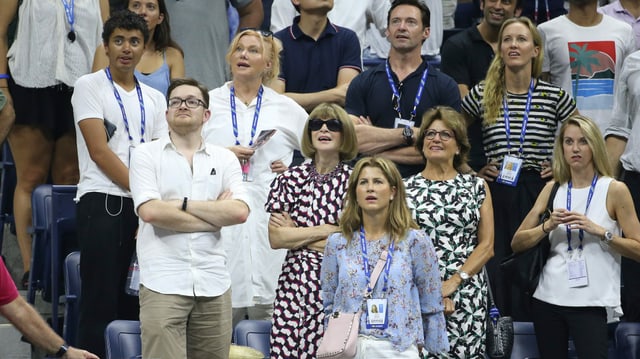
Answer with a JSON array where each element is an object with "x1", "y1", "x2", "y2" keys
[
  {"x1": 321, "y1": 229, "x2": 449, "y2": 353},
  {"x1": 134, "y1": 51, "x2": 170, "y2": 97}
]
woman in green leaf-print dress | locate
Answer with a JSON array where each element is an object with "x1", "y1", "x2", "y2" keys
[{"x1": 404, "y1": 107, "x2": 495, "y2": 358}]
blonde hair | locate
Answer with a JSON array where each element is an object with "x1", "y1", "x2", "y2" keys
[
  {"x1": 482, "y1": 17, "x2": 543, "y2": 123},
  {"x1": 340, "y1": 157, "x2": 419, "y2": 242},
  {"x1": 415, "y1": 106, "x2": 470, "y2": 171},
  {"x1": 225, "y1": 29, "x2": 282, "y2": 84},
  {"x1": 552, "y1": 115, "x2": 613, "y2": 184},
  {"x1": 301, "y1": 103, "x2": 358, "y2": 161}
]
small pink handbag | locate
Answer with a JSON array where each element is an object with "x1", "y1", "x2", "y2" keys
[{"x1": 317, "y1": 250, "x2": 389, "y2": 359}]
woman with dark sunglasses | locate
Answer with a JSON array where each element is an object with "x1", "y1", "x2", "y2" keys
[
  {"x1": 265, "y1": 103, "x2": 358, "y2": 358},
  {"x1": 404, "y1": 107, "x2": 494, "y2": 358},
  {"x1": 203, "y1": 28, "x2": 309, "y2": 328}
]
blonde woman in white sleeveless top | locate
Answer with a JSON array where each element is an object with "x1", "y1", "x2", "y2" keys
[{"x1": 513, "y1": 115, "x2": 640, "y2": 359}]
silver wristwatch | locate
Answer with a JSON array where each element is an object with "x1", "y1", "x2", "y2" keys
[
  {"x1": 603, "y1": 230, "x2": 614, "y2": 244},
  {"x1": 457, "y1": 269, "x2": 471, "y2": 282}
]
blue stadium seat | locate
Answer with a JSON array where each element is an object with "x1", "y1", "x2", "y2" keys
[
  {"x1": 233, "y1": 319, "x2": 271, "y2": 358},
  {"x1": 27, "y1": 184, "x2": 77, "y2": 335},
  {"x1": 104, "y1": 320, "x2": 142, "y2": 359},
  {"x1": 511, "y1": 321, "x2": 540, "y2": 359},
  {"x1": 615, "y1": 321, "x2": 640, "y2": 359},
  {"x1": 63, "y1": 251, "x2": 81, "y2": 346},
  {"x1": 0, "y1": 142, "x2": 15, "y2": 257}
]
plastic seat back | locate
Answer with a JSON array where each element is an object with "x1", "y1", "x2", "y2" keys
[
  {"x1": 63, "y1": 251, "x2": 81, "y2": 346},
  {"x1": 105, "y1": 320, "x2": 142, "y2": 359},
  {"x1": 233, "y1": 319, "x2": 271, "y2": 358},
  {"x1": 511, "y1": 321, "x2": 540, "y2": 359},
  {"x1": 615, "y1": 322, "x2": 640, "y2": 359}
]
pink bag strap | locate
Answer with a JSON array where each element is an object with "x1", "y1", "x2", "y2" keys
[{"x1": 365, "y1": 249, "x2": 389, "y2": 298}]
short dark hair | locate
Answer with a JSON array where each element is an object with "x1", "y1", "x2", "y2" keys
[
  {"x1": 388, "y1": 0, "x2": 431, "y2": 28},
  {"x1": 102, "y1": 10, "x2": 150, "y2": 45},
  {"x1": 167, "y1": 78, "x2": 210, "y2": 107}
]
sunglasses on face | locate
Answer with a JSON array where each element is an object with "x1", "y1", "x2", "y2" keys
[
  {"x1": 308, "y1": 118, "x2": 343, "y2": 132},
  {"x1": 424, "y1": 129, "x2": 454, "y2": 141},
  {"x1": 239, "y1": 27, "x2": 273, "y2": 38}
]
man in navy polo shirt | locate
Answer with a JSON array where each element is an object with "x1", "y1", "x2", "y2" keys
[
  {"x1": 345, "y1": 0, "x2": 460, "y2": 178},
  {"x1": 272, "y1": 0, "x2": 362, "y2": 112}
]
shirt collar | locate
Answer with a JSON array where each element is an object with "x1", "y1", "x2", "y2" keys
[
  {"x1": 162, "y1": 134, "x2": 210, "y2": 155},
  {"x1": 289, "y1": 15, "x2": 339, "y2": 40}
]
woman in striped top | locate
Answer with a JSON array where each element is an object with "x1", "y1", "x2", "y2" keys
[{"x1": 461, "y1": 17, "x2": 577, "y2": 321}]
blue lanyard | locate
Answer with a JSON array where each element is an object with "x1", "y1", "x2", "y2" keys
[
  {"x1": 385, "y1": 60, "x2": 429, "y2": 122},
  {"x1": 230, "y1": 85, "x2": 264, "y2": 147},
  {"x1": 534, "y1": 0, "x2": 551, "y2": 23},
  {"x1": 565, "y1": 174, "x2": 598, "y2": 252},
  {"x1": 503, "y1": 79, "x2": 535, "y2": 156},
  {"x1": 104, "y1": 68, "x2": 146, "y2": 144},
  {"x1": 359, "y1": 226, "x2": 394, "y2": 294},
  {"x1": 61, "y1": 0, "x2": 75, "y2": 35}
]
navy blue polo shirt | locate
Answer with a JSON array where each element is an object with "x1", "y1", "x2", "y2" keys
[
  {"x1": 345, "y1": 58, "x2": 460, "y2": 177},
  {"x1": 275, "y1": 16, "x2": 362, "y2": 94}
]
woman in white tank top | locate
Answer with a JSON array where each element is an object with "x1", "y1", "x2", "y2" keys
[{"x1": 513, "y1": 115, "x2": 640, "y2": 358}]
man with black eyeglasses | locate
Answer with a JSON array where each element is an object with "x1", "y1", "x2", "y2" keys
[
  {"x1": 345, "y1": 0, "x2": 460, "y2": 178},
  {"x1": 130, "y1": 78, "x2": 250, "y2": 359},
  {"x1": 71, "y1": 11, "x2": 167, "y2": 357}
]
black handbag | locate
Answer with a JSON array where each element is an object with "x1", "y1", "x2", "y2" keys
[
  {"x1": 499, "y1": 182, "x2": 560, "y2": 298},
  {"x1": 484, "y1": 268, "x2": 514, "y2": 359}
]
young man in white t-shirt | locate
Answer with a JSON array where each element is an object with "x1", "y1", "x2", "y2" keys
[{"x1": 70, "y1": 11, "x2": 167, "y2": 358}]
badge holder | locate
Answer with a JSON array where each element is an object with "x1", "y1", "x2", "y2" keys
[
  {"x1": 567, "y1": 250, "x2": 588, "y2": 288},
  {"x1": 241, "y1": 158, "x2": 254, "y2": 182},
  {"x1": 496, "y1": 155, "x2": 523, "y2": 187}
]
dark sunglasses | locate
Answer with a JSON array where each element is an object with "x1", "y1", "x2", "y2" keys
[
  {"x1": 308, "y1": 118, "x2": 343, "y2": 132},
  {"x1": 239, "y1": 27, "x2": 273, "y2": 38}
]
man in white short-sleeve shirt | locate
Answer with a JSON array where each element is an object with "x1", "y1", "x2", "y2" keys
[{"x1": 71, "y1": 11, "x2": 167, "y2": 357}]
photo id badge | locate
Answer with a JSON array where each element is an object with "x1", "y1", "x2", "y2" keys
[
  {"x1": 394, "y1": 118, "x2": 415, "y2": 129},
  {"x1": 365, "y1": 298, "x2": 388, "y2": 329},
  {"x1": 567, "y1": 254, "x2": 588, "y2": 288},
  {"x1": 496, "y1": 155, "x2": 523, "y2": 187},
  {"x1": 240, "y1": 158, "x2": 254, "y2": 182}
]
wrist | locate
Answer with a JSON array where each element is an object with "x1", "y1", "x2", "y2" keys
[
  {"x1": 541, "y1": 220, "x2": 550, "y2": 234},
  {"x1": 182, "y1": 197, "x2": 188, "y2": 211},
  {"x1": 53, "y1": 343, "x2": 68, "y2": 357}
]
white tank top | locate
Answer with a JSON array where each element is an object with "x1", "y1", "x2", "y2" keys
[{"x1": 534, "y1": 177, "x2": 621, "y2": 308}]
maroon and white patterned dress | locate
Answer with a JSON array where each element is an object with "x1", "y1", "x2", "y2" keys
[{"x1": 265, "y1": 160, "x2": 352, "y2": 359}]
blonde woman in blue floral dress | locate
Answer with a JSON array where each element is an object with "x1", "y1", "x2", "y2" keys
[{"x1": 405, "y1": 107, "x2": 495, "y2": 358}]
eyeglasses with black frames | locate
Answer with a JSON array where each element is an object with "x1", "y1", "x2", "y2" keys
[
  {"x1": 168, "y1": 97, "x2": 206, "y2": 109},
  {"x1": 308, "y1": 118, "x2": 343, "y2": 132},
  {"x1": 424, "y1": 129, "x2": 454, "y2": 141}
]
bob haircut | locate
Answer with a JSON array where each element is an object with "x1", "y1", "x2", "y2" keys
[
  {"x1": 225, "y1": 29, "x2": 282, "y2": 85},
  {"x1": 340, "y1": 157, "x2": 419, "y2": 243},
  {"x1": 415, "y1": 106, "x2": 470, "y2": 171},
  {"x1": 552, "y1": 115, "x2": 613, "y2": 184},
  {"x1": 301, "y1": 103, "x2": 358, "y2": 161}
]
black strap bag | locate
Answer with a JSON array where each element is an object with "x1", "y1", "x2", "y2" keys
[{"x1": 499, "y1": 182, "x2": 560, "y2": 298}]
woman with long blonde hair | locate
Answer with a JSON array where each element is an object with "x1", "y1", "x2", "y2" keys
[{"x1": 461, "y1": 17, "x2": 577, "y2": 320}]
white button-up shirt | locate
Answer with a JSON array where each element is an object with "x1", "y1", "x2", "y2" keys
[{"x1": 130, "y1": 135, "x2": 250, "y2": 297}]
